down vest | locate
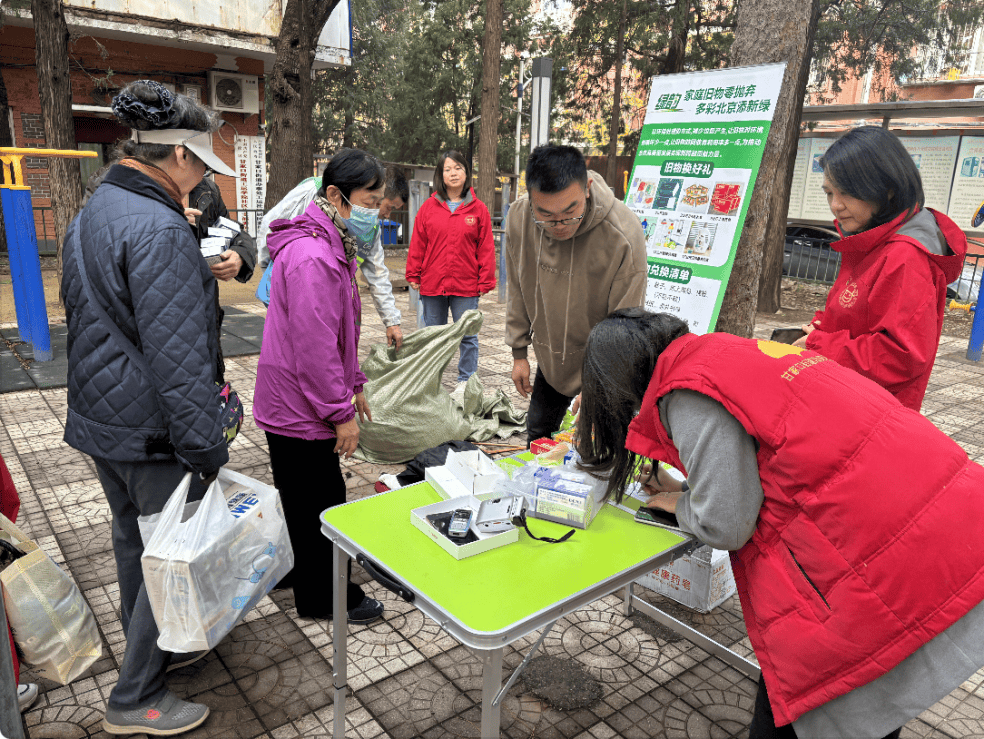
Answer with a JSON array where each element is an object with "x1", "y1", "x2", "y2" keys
[
  {"x1": 626, "y1": 333, "x2": 984, "y2": 726},
  {"x1": 62, "y1": 165, "x2": 229, "y2": 475}
]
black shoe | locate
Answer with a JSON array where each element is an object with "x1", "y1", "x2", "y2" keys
[
  {"x1": 296, "y1": 598, "x2": 385, "y2": 625},
  {"x1": 347, "y1": 598, "x2": 385, "y2": 625}
]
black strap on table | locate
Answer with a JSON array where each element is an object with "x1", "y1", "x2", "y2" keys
[
  {"x1": 512, "y1": 511, "x2": 575, "y2": 544},
  {"x1": 357, "y1": 554, "x2": 415, "y2": 603}
]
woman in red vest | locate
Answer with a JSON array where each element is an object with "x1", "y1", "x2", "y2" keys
[
  {"x1": 790, "y1": 126, "x2": 967, "y2": 411},
  {"x1": 577, "y1": 308, "x2": 984, "y2": 739}
]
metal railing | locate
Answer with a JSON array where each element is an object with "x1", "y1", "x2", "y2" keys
[{"x1": 783, "y1": 233, "x2": 983, "y2": 306}]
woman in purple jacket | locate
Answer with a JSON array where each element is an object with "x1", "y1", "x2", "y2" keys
[{"x1": 253, "y1": 149, "x2": 385, "y2": 624}]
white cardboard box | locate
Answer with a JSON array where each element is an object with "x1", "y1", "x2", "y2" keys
[
  {"x1": 636, "y1": 544, "x2": 736, "y2": 613},
  {"x1": 425, "y1": 450, "x2": 508, "y2": 501},
  {"x1": 410, "y1": 496, "x2": 518, "y2": 560}
]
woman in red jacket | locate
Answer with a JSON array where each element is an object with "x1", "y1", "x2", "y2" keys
[
  {"x1": 577, "y1": 309, "x2": 984, "y2": 739},
  {"x1": 791, "y1": 126, "x2": 967, "y2": 411},
  {"x1": 406, "y1": 150, "x2": 495, "y2": 395}
]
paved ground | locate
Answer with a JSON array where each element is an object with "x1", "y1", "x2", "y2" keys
[{"x1": 3, "y1": 285, "x2": 984, "y2": 738}]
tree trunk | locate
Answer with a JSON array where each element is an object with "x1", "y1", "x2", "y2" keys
[
  {"x1": 605, "y1": 0, "x2": 628, "y2": 191},
  {"x1": 715, "y1": 0, "x2": 821, "y2": 338},
  {"x1": 756, "y1": 31, "x2": 818, "y2": 313},
  {"x1": 660, "y1": 0, "x2": 690, "y2": 76},
  {"x1": 476, "y1": 0, "x2": 504, "y2": 211},
  {"x1": 265, "y1": 0, "x2": 341, "y2": 209},
  {"x1": 32, "y1": 0, "x2": 83, "y2": 305}
]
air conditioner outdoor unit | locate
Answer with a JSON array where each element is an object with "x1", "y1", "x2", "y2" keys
[
  {"x1": 974, "y1": 84, "x2": 984, "y2": 100},
  {"x1": 207, "y1": 71, "x2": 260, "y2": 114}
]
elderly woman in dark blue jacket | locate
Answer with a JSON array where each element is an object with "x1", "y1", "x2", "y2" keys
[{"x1": 62, "y1": 80, "x2": 236, "y2": 737}]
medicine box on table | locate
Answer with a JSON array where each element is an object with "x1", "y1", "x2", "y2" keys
[
  {"x1": 526, "y1": 467, "x2": 606, "y2": 530},
  {"x1": 636, "y1": 545, "x2": 736, "y2": 612},
  {"x1": 410, "y1": 495, "x2": 518, "y2": 560}
]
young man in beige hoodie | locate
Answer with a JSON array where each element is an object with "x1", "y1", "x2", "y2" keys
[{"x1": 505, "y1": 145, "x2": 648, "y2": 444}]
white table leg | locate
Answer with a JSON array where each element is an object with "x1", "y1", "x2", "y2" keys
[
  {"x1": 332, "y1": 542, "x2": 350, "y2": 738},
  {"x1": 480, "y1": 647, "x2": 504, "y2": 738}
]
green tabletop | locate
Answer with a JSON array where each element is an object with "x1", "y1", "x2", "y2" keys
[{"x1": 321, "y1": 482, "x2": 686, "y2": 635}]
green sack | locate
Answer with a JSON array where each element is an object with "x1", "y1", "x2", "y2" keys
[{"x1": 355, "y1": 309, "x2": 526, "y2": 463}]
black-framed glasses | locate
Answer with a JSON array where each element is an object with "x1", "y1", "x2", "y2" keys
[{"x1": 529, "y1": 201, "x2": 585, "y2": 229}]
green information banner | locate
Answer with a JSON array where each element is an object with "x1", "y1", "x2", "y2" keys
[{"x1": 626, "y1": 63, "x2": 786, "y2": 333}]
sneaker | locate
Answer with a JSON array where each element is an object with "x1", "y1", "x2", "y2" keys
[
  {"x1": 18, "y1": 682, "x2": 38, "y2": 712},
  {"x1": 103, "y1": 691, "x2": 209, "y2": 736},
  {"x1": 166, "y1": 649, "x2": 209, "y2": 673},
  {"x1": 348, "y1": 597, "x2": 385, "y2": 625}
]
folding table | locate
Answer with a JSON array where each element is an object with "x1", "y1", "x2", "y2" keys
[{"x1": 321, "y1": 481, "x2": 758, "y2": 738}]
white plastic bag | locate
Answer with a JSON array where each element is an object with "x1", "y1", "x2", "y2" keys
[
  {"x1": 0, "y1": 513, "x2": 103, "y2": 684},
  {"x1": 141, "y1": 469, "x2": 294, "y2": 653}
]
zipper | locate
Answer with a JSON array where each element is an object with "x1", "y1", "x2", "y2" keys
[{"x1": 787, "y1": 545, "x2": 831, "y2": 610}]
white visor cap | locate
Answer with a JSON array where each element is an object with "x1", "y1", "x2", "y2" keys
[{"x1": 131, "y1": 128, "x2": 237, "y2": 178}]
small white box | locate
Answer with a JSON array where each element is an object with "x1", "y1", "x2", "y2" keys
[
  {"x1": 208, "y1": 226, "x2": 238, "y2": 239},
  {"x1": 410, "y1": 496, "x2": 518, "y2": 560},
  {"x1": 200, "y1": 237, "x2": 228, "y2": 266},
  {"x1": 425, "y1": 466, "x2": 470, "y2": 500},
  {"x1": 215, "y1": 216, "x2": 242, "y2": 233},
  {"x1": 636, "y1": 545, "x2": 736, "y2": 613},
  {"x1": 425, "y1": 450, "x2": 507, "y2": 501}
]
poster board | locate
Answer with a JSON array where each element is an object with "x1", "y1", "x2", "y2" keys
[
  {"x1": 786, "y1": 137, "x2": 810, "y2": 219},
  {"x1": 896, "y1": 136, "x2": 959, "y2": 213},
  {"x1": 797, "y1": 138, "x2": 834, "y2": 222},
  {"x1": 948, "y1": 136, "x2": 984, "y2": 235},
  {"x1": 787, "y1": 133, "x2": 972, "y2": 232},
  {"x1": 235, "y1": 135, "x2": 266, "y2": 236},
  {"x1": 626, "y1": 63, "x2": 785, "y2": 334}
]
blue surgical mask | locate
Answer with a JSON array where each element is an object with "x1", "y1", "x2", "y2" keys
[{"x1": 340, "y1": 193, "x2": 380, "y2": 245}]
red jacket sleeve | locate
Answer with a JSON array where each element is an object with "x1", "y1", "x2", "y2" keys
[
  {"x1": 477, "y1": 206, "x2": 496, "y2": 293},
  {"x1": 0, "y1": 453, "x2": 21, "y2": 523},
  {"x1": 805, "y1": 253, "x2": 939, "y2": 391},
  {"x1": 405, "y1": 201, "x2": 429, "y2": 284}
]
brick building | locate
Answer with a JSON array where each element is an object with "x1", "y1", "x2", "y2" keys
[{"x1": 1, "y1": 0, "x2": 351, "y2": 250}]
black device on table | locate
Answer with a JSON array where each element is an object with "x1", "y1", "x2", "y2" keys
[{"x1": 634, "y1": 505, "x2": 686, "y2": 534}]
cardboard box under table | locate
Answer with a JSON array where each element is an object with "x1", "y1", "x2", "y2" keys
[
  {"x1": 320, "y1": 482, "x2": 758, "y2": 737},
  {"x1": 636, "y1": 544, "x2": 737, "y2": 613}
]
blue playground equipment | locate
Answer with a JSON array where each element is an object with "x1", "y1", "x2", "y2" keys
[{"x1": 1, "y1": 147, "x2": 97, "y2": 362}]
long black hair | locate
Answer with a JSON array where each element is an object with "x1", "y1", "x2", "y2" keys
[
  {"x1": 819, "y1": 126, "x2": 924, "y2": 231},
  {"x1": 319, "y1": 148, "x2": 386, "y2": 200},
  {"x1": 576, "y1": 308, "x2": 690, "y2": 503}
]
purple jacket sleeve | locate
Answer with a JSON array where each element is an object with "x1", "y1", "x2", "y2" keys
[{"x1": 284, "y1": 254, "x2": 357, "y2": 427}]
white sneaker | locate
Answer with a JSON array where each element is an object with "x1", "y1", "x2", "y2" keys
[
  {"x1": 450, "y1": 381, "x2": 467, "y2": 406},
  {"x1": 18, "y1": 682, "x2": 39, "y2": 712}
]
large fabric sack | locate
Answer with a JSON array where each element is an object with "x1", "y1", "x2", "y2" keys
[
  {"x1": 356, "y1": 309, "x2": 526, "y2": 463},
  {"x1": 0, "y1": 513, "x2": 103, "y2": 685},
  {"x1": 141, "y1": 469, "x2": 293, "y2": 653}
]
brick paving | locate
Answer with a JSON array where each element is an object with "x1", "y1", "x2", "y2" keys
[{"x1": 2, "y1": 287, "x2": 984, "y2": 738}]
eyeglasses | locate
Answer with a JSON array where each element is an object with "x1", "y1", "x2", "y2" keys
[
  {"x1": 529, "y1": 202, "x2": 585, "y2": 228},
  {"x1": 203, "y1": 167, "x2": 215, "y2": 178}
]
